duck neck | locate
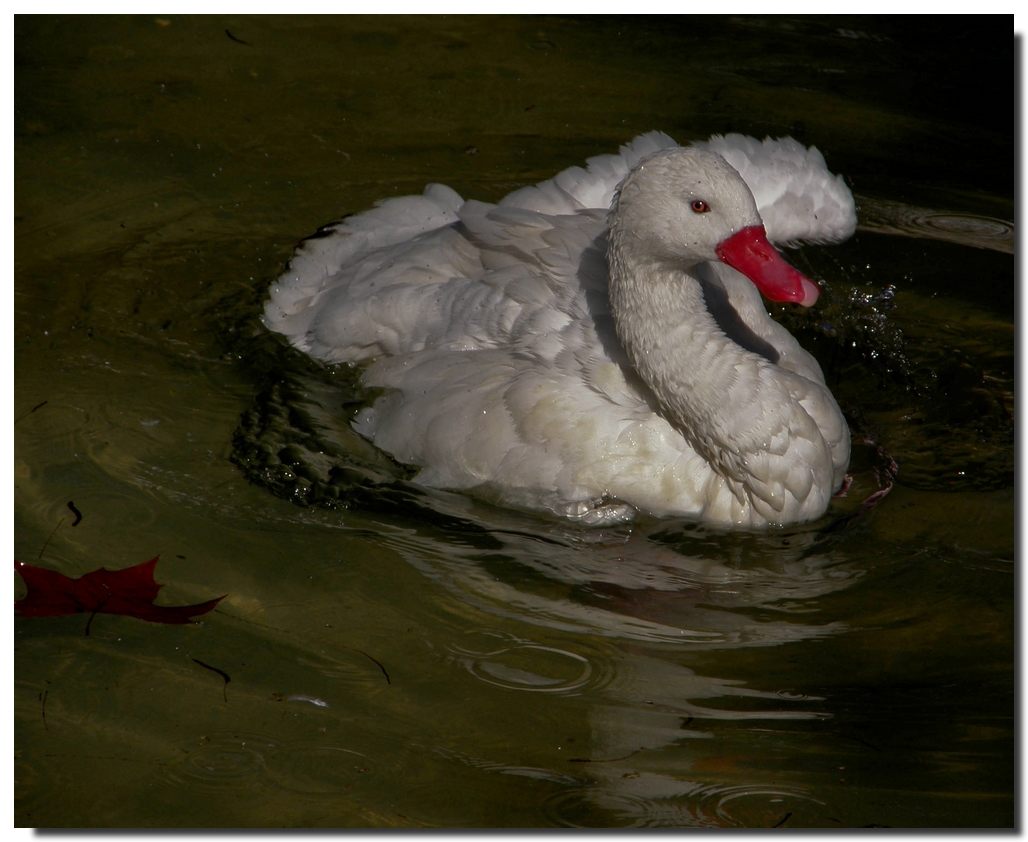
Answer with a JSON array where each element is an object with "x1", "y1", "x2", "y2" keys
[{"x1": 607, "y1": 238, "x2": 773, "y2": 467}]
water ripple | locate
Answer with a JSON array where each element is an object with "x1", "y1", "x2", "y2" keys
[
  {"x1": 545, "y1": 775, "x2": 832, "y2": 828},
  {"x1": 857, "y1": 196, "x2": 1013, "y2": 253},
  {"x1": 448, "y1": 629, "x2": 612, "y2": 694},
  {"x1": 163, "y1": 730, "x2": 277, "y2": 792}
]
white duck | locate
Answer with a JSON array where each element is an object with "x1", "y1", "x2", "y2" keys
[{"x1": 264, "y1": 132, "x2": 856, "y2": 527}]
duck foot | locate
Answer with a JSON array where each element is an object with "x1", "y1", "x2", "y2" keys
[
  {"x1": 854, "y1": 432, "x2": 898, "y2": 513},
  {"x1": 833, "y1": 475, "x2": 854, "y2": 498}
]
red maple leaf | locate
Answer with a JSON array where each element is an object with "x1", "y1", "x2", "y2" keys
[{"x1": 14, "y1": 556, "x2": 224, "y2": 629}]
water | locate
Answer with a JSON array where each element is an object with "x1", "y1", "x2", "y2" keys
[{"x1": 14, "y1": 16, "x2": 1014, "y2": 828}]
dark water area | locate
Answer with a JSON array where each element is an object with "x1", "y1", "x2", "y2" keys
[{"x1": 14, "y1": 15, "x2": 1014, "y2": 827}]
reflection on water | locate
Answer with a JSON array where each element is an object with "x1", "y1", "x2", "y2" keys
[
  {"x1": 394, "y1": 522, "x2": 856, "y2": 648},
  {"x1": 15, "y1": 15, "x2": 1013, "y2": 829}
]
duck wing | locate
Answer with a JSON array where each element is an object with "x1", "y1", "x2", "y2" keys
[{"x1": 693, "y1": 133, "x2": 856, "y2": 246}]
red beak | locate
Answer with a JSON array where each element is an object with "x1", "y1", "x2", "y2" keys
[{"x1": 715, "y1": 225, "x2": 821, "y2": 307}]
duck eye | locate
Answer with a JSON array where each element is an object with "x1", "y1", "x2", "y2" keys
[{"x1": 691, "y1": 200, "x2": 710, "y2": 214}]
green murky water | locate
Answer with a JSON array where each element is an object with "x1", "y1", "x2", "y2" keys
[{"x1": 14, "y1": 16, "x2": 1013, "y2": 828}]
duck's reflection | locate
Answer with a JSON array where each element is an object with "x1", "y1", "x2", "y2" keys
[{"x1": 371, "y1": 493, "x2": 858, "y2": 826}]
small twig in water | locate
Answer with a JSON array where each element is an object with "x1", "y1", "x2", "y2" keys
[
  {"x1": 836, "y1": 731, "x2": 881, "y2": 752},
  {"x1": 225, "y1": 28, "x2": 251, "y2": 45},
  {"x1": 83, "y1": 596, "x2": 110, "y2": 636},
  {"x1": 15, "y1": 400, "x2": 49, "y2": 424},
  {"x1": 568, "y1": 748, "x2": 642, "y2": 764},
  {"x1": 67, "y1": 501, "x2": 83, "y2": 526},
  {"x1": 772, "y1": 812, "x2": 792, "y2": 828},
  {"x1": 193, "y1": 659, "x2": 231, "y2": 702},
  {"x1": 38, "y1": 517, "x2": 65, "y2": 560},
  {"x1": 356, "y1": 650, "x2": 391, "y2": 685},
  {"x1": 40, "y1": 690, "x2": 49, "y2": 731}
]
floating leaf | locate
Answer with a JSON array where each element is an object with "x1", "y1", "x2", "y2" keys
[{"x1": 14, "y1": 556, "x2": 224, "y2": 627}]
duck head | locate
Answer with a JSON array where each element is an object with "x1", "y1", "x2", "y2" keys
[{"x1": 609, "y1": 147, "x2": 821, "y2": 307}]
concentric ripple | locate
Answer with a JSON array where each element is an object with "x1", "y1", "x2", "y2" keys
[
  {"x1": 857, "y1": 196, "x2": 1014, "y2": 253},
  {"x1": 707, "y1": 784, "x2": 829, "y2": 827},
  {"x1": 545, "y1": 777, "x2": 832, "y2": 828},
  {"x1": 448, "y1": 630, "x2": 608, "y2": 694},
  {"x1": 163, "y1": 731, "x2": 277, "y2": 791}
]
